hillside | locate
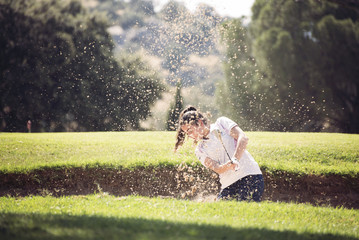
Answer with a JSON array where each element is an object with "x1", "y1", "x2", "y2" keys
[{"x1": 80, "y1": 0, "x2": 232, "y2": 128}]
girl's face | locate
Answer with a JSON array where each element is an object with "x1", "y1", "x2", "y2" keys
[{"x1": 181, "y1": 120, "x2": 206, "y2": 141}]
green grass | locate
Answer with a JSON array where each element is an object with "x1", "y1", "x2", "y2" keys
[
  {"x1": 0, "y1": 132, "x2": 189, "y2": 172},
  {"x1": 247, "y1": 132, "x2": 359, "y2": 176},
  {"x1": 0, "y1": 132, "x2": 358, "y2": 176},
  {"x1": 0, "y1": 195, "x2": 358, "y2": 240}
]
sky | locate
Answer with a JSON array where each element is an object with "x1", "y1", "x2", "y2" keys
[{"x1": 152, "y1": 0, "x2": 255, "y2": 18}]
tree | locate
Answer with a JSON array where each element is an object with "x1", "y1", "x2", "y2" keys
[
  {"x1": 166, "y1": 82, "x2": 183, "y2": 131},
  {"x1": 0, "y1": 0, "x2": 164, "y2": 132},
  {"x1": 250, "y1": 0, "x2": 359, "y2": 132},
  {"x1": 313, "y1": 15, "x2": 359, "y2": 132},
  {"x1": 129, "y1": 0, "x2": 155, "y2": 16},
  {"x1": 160, "y1": 1, "x2": 188, "y2": 23},
  {"x1": 218, "y1": 18, "x2": 282, "y2": 131},
  {"x1": 116, "y1": 53, "x2": 165, "y2": 130},
  {"x1": 217, "y1": 19, "x2": 262, "y2": 130}
]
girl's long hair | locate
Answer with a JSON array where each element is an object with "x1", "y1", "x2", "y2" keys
[{"x1": 174, "y1": 106, "x2": 209, "y2": 151}]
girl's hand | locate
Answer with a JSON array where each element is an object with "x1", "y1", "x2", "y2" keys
[
  {"x1": 226, "y1": 161, "x2": 237, "y2": 171},
  {"x1": 231, "y1": 157, "x2": 240, "y2": 171},
  {"x1": 230, "y1": 162, "x2": 237, "y2": 171},
  {"x1": 204, "y1": 157, "x2": 239, "y2": 174}
]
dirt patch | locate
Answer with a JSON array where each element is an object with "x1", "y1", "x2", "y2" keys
[
  {"x1": 263, "y1": 171, "x2": 359, "y2": 208},
  {"x1": 1, "y1": 165, "x2": 358, "y2": 208}
]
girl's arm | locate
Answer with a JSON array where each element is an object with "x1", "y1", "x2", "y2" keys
[
  {"x1": 204, "y1": 157, "x2": 236, "y2": 174},
  {"x1": 230, "y1": 126, "x2": 249, "y2": 161}
]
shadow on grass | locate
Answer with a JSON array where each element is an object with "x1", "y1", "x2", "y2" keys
[{"x1": 0, "y1": 213, "x2": 355, "y2": 240}]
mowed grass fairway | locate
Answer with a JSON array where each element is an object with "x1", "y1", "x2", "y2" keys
[
  {"x1": 1, "y1": 195, "x2": 358, "y2": 240},
  {"x1": 1, "y1": 132, "x2": 359, "y2": 239},
  {"x1": 0, "y1": 132, "x2": 358, "y2": 175}
]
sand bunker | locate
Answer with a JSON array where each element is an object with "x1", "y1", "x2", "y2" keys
[{"x1": 1, "y1": 164, "x2": 358, "y2": 208}]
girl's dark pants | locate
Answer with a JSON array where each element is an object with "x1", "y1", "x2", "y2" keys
[{"x1": 218, "y1": 174, "x2": 264, "y2": 202}]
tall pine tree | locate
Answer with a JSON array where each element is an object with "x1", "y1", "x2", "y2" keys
[{"x1": 166, "y1": 82, "x2": 183, "y2": 131}]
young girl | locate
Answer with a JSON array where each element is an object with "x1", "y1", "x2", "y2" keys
[{"x1": 175, "y1": 106, "x2": 264, "y2": 201}]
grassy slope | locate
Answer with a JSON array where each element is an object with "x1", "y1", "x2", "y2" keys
[
  {"x1": 0, "y1": 195, "x2": 358, "y2": 240},
  {"x1": 0, "y1": 132, "x2": 358, "y2": 175}
]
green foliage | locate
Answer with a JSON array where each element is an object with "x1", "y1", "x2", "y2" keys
[
  {"x1": 249, "y1": 0, "x2": 359, "y2": 133},
  {"x1": 116, "y1": 54, "x2": 165, "y2": 130},
  {"x1": 313, "y1": 15, "x2": 359, "y2": 132},
  {"x1": 0, "y1": 0, "x2": 163, "y2": 132},
  {"x1": 120, "y1": 11, "x2": 145, "y2": 30},
  {"x1": 166, "y1": 82, "x2": 183, "y2": 131},
  {"x1": 1, "y1": 195, "x2": 358, "y2": 239},
  {"x1": 0, "y1": 132, "x2": 358, "y2": 176},
  {"x1": 218, "y1": 19, "x2": 274, "y2": 131},
  {"x1": 99, "y1": 0, "x2": 223, "y2": 87},
  {"x1": 159, "y1": 1, "x2": 188, "y2": 22}
]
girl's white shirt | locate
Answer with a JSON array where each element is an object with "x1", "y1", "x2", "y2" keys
[{"x1": 195, "y1": 117, "x2": 262, "y2": 189}]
